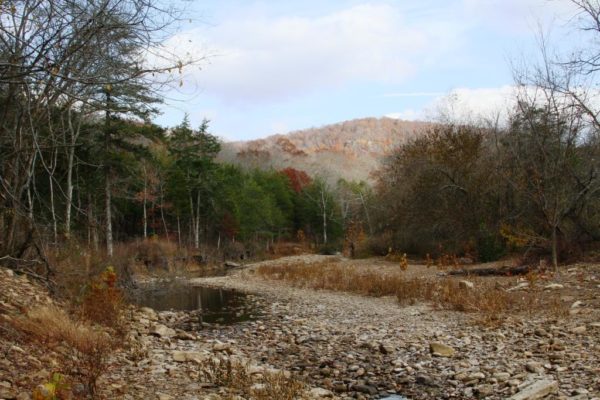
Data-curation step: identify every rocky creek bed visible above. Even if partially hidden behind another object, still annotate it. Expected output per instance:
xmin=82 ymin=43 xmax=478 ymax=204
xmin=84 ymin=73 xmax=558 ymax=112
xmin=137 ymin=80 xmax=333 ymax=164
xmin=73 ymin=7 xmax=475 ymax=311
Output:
xmin=1 ymin=255 xmax=600 ymax=399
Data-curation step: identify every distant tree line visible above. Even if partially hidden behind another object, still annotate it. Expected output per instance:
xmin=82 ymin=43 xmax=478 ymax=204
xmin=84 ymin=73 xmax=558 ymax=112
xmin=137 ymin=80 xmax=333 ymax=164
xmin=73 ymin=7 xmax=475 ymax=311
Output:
xmin=372 ymin=1 xmax=600 ymax=268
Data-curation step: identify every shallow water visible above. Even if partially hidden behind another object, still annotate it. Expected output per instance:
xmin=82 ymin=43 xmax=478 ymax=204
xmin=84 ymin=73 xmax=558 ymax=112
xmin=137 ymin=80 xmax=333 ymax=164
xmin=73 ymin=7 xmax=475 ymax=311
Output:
xmin=132 ymin=282 xmax=254 ymax=324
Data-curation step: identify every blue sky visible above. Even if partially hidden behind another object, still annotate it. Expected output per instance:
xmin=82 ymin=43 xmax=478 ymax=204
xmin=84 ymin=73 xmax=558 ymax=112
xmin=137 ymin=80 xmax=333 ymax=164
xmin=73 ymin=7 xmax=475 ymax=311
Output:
xmin=153 ymin=0 xmax=582 ymax=141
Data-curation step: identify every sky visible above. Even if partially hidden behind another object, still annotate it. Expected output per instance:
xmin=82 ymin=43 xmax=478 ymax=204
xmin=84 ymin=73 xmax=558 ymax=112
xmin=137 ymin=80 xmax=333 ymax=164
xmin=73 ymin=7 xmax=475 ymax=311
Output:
xmin=153 ymin=0 xmax=584 ymax=141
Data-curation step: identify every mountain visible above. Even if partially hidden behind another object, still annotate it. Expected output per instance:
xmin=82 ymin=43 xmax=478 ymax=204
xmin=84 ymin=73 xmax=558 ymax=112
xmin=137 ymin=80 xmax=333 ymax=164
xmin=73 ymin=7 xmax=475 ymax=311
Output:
xmin=218 ymin=117 xmax=430 ymax=182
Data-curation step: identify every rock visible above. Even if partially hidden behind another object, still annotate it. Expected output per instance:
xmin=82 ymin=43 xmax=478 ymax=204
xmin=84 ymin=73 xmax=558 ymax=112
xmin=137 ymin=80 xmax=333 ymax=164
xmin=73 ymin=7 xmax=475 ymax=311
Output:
xmin=213 ymin=341 xmax=231 ymax=352
xmin=149 ymin=324 xmax=175 ymax=338
xmin=525 ymin=362 xmax=544 ymax=374
xmin=534 ymin=328 xmax=549 ymax=337
xmin=224 ymin=261 xmax=242 ymax=268
xmin=429 ymin=342 xmax=455 ymax=357
xmin=309 ymin=387 xmax=333 ymax=398
xmin=379 ymin=342 xmax=395 ymax=354
xmin=476 ymin=384 xmax=494 ymax=397
xmin=353 ymin=384 xmax=378 ymax=395
xmin=571 ymin=300 xmax=583 ymax=308
xmin=202 ymin=394 xmax=222 ymax=400
xmin=468 ymin=372 xmax=486 ymax=381
xmin=544 ymin=283 xmax=564 ymax=290
xmin=416 ymin=374 xmax=436 ymax=386
xmin=571 ymin=326 xmax=587 ymax=334
xmin=172 ymin=351 xmax=187 ymax=362
xmin=140 ymin=307 xmax=158 ymax=319
xmin=459 ymin=280 xmax=474 ymax=289
xmin=174 ymin=331 xmax=195 ymax=340
xmin=172 ymin=351 xmax=204 ymax=363
xmin=493 ymin=372 xmax=511 ymax=382
xmin=507 ymin=282 xmax=530 ymax=291
xmin=509 ymin=380 xmax=558 ymax=400
xmin=157 ymin=394 xmax=173 ymax=400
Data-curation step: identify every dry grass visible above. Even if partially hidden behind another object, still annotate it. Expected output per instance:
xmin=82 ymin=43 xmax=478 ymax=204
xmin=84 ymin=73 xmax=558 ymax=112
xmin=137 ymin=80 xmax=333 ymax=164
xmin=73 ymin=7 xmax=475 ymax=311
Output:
xmin=200 ymin=356 xmax=307 ymax=400
xmin=12 ymin=305 xmax=114 ymax=397
xmin=256 ymin=261 xmax=567 ymax=325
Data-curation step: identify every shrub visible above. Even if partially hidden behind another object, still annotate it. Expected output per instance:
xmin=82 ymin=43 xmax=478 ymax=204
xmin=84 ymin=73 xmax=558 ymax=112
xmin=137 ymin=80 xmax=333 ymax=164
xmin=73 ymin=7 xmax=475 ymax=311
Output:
xmin=81 ymin=266 xmax=124 ymax=332
xmin=317 ymin=242 xmax=340 ymax=255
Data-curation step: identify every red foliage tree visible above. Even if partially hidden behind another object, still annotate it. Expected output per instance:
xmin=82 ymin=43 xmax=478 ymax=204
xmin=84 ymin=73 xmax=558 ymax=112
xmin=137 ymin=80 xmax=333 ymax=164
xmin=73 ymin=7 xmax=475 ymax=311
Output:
xmin=280 ymin=167 xmax=312 ymax=193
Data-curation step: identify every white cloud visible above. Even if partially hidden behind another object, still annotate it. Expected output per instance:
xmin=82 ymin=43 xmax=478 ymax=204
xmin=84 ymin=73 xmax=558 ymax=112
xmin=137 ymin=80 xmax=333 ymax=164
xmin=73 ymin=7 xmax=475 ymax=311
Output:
xmin=165 ymin=3 xmax=466 ymax=103
xmin=387 ymin=85 xmax=518 ymax=122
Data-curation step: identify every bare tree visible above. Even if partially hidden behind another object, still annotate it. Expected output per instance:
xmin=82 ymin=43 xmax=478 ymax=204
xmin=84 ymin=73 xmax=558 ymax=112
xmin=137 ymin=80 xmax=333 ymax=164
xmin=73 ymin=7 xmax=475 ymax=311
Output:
xmin=0 ymin=0 xmax=200 ymax=266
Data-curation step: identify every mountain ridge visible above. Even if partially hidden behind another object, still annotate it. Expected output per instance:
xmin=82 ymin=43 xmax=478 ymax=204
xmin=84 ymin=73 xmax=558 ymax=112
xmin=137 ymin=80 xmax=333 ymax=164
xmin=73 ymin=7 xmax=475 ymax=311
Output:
xmin=218 ymin=117 xmax=431 ymax=182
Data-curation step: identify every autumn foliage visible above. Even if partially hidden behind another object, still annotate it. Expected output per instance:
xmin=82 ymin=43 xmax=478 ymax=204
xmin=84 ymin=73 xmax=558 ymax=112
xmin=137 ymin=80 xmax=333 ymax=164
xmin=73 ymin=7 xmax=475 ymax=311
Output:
xmin=280 ymin=167 xmax=312 ymax=193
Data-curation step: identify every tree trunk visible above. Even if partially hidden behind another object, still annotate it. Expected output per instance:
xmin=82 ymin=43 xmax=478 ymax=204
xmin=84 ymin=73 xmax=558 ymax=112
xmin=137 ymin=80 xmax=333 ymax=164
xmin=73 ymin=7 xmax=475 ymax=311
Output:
xmin=104 ymin=90 xmax=113 ymax=257
xmin=143 ymin=194 xmax=147 ymax=239
xmin=64 ymin=109 xmax=81 ymax=239
xmin=49 ymin=170 xmax=57 ymax=244
xmin=321 ymin=190 xmax=328 ymax=244
xmin=551 ymin=225 xmax=558 ymax=271
xmin=65 ymin=143 xmax=74 ymax=238
xmin=160 ymin=185 xmax=169 ymax=241
xmin=177 ymin=215 xmax=181 ymax=248
xmin=194 ymin=191 xmax=201 ymax=249
xmin=105 ymin=175 xmax=113 ymax=257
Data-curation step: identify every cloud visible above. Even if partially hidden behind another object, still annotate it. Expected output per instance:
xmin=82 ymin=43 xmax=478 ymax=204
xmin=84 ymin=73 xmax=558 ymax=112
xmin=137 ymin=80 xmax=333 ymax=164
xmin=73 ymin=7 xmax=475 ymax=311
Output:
xmin=386 ymin=85 xmax=518 ymax=122
xmin=383 ymin=92 xmax=445 ymax=98
xmin=165 ymin=3 xmax=466 ymax=104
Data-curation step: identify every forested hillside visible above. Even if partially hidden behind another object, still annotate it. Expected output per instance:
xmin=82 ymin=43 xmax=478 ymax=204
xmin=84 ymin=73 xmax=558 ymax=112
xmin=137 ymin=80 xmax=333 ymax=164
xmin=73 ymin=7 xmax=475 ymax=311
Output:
xmin=219 ymin=118 xmax=430 ymax=182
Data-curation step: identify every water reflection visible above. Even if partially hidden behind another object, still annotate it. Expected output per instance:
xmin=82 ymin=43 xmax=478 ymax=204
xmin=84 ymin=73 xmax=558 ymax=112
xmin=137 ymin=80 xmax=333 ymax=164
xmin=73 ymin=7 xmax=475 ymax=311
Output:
xmin=133 ymin=282 xmax=254 ymax=324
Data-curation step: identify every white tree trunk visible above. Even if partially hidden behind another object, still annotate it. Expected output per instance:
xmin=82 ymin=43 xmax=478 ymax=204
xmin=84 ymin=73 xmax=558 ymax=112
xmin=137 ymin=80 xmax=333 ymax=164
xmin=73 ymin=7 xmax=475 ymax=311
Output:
xmin=105 ymin=175 xmax=113 ymax=257
xmin=321 ymin=189 xmax=328 ymax=244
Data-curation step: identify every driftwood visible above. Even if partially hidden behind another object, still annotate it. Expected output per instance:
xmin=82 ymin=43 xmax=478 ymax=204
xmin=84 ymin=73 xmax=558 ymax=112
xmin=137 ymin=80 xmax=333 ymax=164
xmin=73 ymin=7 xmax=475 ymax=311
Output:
xmin=224 ymin=261 xmax=243 ymax=269
xmin=447 ymin=264 xmax=536 ymax=277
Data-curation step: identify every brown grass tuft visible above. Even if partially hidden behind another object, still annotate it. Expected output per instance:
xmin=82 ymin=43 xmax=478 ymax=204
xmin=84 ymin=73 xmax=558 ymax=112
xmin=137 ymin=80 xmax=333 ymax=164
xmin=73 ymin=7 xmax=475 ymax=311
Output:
xmin=13 ymin=305 xmax=114 ymax=397
xmin=256 ymin=261 xmax=567 ymax=326
xmin=200 ymin=356 xmax=306 ymax=400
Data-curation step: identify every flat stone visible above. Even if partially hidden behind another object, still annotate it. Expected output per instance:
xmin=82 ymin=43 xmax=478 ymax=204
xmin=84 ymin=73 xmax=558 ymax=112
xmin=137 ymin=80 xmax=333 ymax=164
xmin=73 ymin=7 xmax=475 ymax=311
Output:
xmin=353 ymin=384 xmax=378 ymax=395
xmin=309 ymin=387 xmax=334 ymax=398
xmin=149 ymin=324 xmax=175 ymax=338
xmin=379 ymin=343 xmax=395 ymax=354
xmin=429 ymin=342 xmax=455 ymax=357
xmin=525 ymin=362 xmax=544 ymax=374
xmin=172 ymin=351 xmax=187 ymax=362
xmin=571 ymin=300 xmax=583 ymax=308
xmin=509 ymin=380 xmax=558 ymax=400
xmin=508 ymin=282 xmax=530 ymax=292
xmin=571 ymin=326 xmax=586 ymax=334
xmin=172 ymin=351 xmax=204 ymax=363
xmin=476 ymin=384 xmax=494 ymax=396
xmin=544 ymin=283 xmax=564 ymax=290
xmin=493 ymin=372 xmax=511 ymax=382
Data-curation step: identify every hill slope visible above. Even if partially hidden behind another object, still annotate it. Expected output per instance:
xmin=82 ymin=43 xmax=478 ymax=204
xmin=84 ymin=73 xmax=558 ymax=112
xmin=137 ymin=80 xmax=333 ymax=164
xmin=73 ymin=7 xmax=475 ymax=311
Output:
xmin=218 ymin=117 xmax=429 ymax=182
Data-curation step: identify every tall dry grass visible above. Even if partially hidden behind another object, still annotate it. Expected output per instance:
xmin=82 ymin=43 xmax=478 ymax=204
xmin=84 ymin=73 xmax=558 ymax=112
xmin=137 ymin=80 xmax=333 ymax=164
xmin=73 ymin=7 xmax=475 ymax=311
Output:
xmin=256 ymin=261 xmax=567 ymax=325
xmin=13 ymin=305 xmax=114 ymax=397
xmin=200 ymin=356 xmax=306 ymax=400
